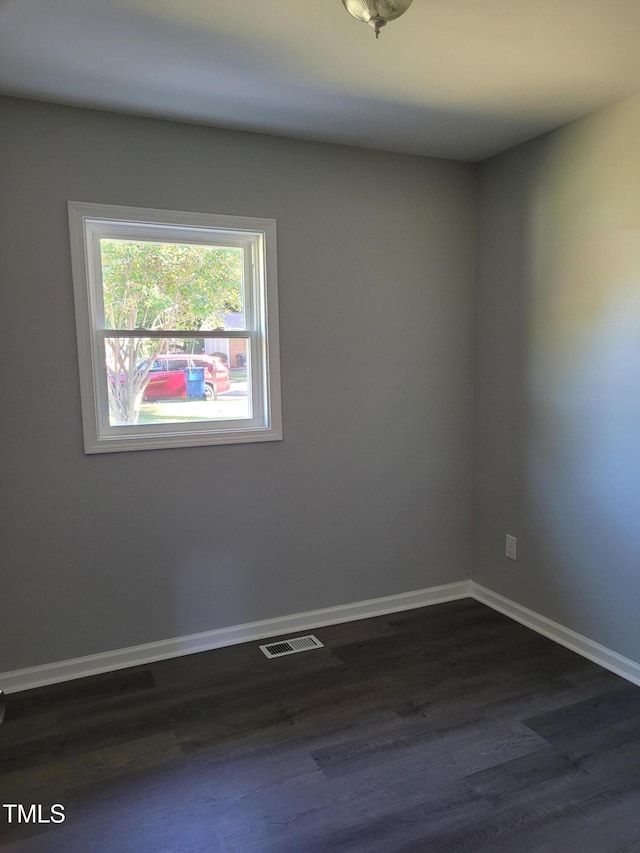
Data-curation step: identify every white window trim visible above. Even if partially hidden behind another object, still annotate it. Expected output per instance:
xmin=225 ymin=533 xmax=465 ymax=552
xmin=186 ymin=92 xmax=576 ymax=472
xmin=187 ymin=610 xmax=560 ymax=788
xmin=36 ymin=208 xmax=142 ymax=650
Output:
xmin=68 ymin=201 xmax=282 ymax=453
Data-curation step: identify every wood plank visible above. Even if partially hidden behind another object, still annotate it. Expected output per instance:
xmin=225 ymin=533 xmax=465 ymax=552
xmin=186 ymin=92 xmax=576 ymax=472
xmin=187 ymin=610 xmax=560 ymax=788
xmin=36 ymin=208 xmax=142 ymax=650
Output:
xmin=2 ymin=599 xmax=640 ymax=852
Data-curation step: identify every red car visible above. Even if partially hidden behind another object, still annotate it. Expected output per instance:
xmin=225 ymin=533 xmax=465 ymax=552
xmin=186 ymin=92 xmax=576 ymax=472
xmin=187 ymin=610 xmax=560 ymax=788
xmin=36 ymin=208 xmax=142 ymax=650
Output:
xmin=140 ymin=354 xmax=230 ymax=401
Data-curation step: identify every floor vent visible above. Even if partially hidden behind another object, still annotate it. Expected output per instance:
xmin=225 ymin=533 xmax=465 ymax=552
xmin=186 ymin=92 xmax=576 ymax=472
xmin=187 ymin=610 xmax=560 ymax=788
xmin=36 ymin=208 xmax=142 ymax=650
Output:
xmin=260 ymin=635 xmax=324 ymax=659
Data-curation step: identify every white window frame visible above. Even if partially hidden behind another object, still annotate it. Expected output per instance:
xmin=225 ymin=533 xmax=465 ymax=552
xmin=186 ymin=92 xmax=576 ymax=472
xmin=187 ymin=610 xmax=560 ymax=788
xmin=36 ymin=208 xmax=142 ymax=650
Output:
xmin=68 ymin=201 xmax=282 ymax=453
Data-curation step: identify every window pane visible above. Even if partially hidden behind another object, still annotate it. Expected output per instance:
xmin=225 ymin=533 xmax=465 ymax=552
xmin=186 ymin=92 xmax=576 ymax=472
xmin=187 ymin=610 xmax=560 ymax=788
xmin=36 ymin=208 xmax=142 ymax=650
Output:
xmin=100 ymin=239 xmax=245 ymax=331
xmin=104 ymin=337 xmax=250 ymax=426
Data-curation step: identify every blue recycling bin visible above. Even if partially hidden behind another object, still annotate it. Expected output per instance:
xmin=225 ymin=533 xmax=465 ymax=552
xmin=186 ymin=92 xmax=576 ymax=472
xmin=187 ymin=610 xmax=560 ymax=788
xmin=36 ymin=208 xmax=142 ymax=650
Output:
xmin=185 ymin=367 xmax=205 ymax=399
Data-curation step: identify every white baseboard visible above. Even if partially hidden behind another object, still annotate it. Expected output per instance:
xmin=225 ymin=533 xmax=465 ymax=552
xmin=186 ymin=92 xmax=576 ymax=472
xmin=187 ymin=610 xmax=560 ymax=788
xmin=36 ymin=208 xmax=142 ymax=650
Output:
xmin=4 ymin=579 xmax=639 ymax=694
xmin=471 ymin=582 xmax=640 ymax=688
xmin=0 ymin=580 xmax=471 ymax=693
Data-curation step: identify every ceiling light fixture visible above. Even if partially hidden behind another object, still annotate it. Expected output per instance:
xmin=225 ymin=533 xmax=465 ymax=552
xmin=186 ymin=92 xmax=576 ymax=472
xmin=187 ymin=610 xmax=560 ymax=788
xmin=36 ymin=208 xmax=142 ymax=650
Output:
xmin=342 ymin=0 xmax=414 ymax=39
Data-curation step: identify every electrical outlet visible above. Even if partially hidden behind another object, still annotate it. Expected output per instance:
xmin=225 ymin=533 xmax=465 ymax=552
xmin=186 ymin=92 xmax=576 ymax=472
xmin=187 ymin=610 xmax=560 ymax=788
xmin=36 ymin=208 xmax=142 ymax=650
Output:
xmin=505 ymin=534 xmax=517 ymax=560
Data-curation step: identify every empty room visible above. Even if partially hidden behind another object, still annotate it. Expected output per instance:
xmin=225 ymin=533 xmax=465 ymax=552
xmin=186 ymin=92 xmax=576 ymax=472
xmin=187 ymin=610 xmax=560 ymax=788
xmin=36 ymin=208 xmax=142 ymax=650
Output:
xmin=1 ymin=1 xmax=640 ymax=850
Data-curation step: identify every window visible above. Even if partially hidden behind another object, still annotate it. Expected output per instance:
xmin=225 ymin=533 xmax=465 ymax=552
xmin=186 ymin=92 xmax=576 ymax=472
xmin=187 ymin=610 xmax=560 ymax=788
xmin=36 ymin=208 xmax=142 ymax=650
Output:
xmin=68 ymin=202 xmax=282 ymax=453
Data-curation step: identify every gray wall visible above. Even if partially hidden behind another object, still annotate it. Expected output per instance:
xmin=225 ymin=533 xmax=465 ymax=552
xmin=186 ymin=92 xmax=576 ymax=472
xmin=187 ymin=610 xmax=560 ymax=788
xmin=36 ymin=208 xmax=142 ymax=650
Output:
xmin=474 ymin=93 xmax=640 ymax=661
xmin=0 ymin=97 xmax=476 ymax=672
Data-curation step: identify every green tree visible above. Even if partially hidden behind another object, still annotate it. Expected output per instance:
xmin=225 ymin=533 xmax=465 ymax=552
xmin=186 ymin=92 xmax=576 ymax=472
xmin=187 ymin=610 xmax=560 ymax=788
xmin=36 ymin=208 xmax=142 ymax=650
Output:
xmin=101 ymin=239 xmax=243 ymax=424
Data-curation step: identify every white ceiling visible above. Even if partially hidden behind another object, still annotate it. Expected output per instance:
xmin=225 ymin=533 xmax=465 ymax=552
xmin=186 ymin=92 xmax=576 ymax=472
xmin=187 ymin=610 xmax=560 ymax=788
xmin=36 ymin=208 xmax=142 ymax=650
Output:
xmin=1 ymin=0 xmax=640 ymax=161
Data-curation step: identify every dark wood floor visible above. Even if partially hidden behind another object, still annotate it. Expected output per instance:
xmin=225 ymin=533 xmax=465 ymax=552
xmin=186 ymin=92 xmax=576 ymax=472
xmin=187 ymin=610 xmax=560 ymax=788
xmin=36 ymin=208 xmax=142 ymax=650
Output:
xmin=2 ymin=599 xmax=640 ymax=852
